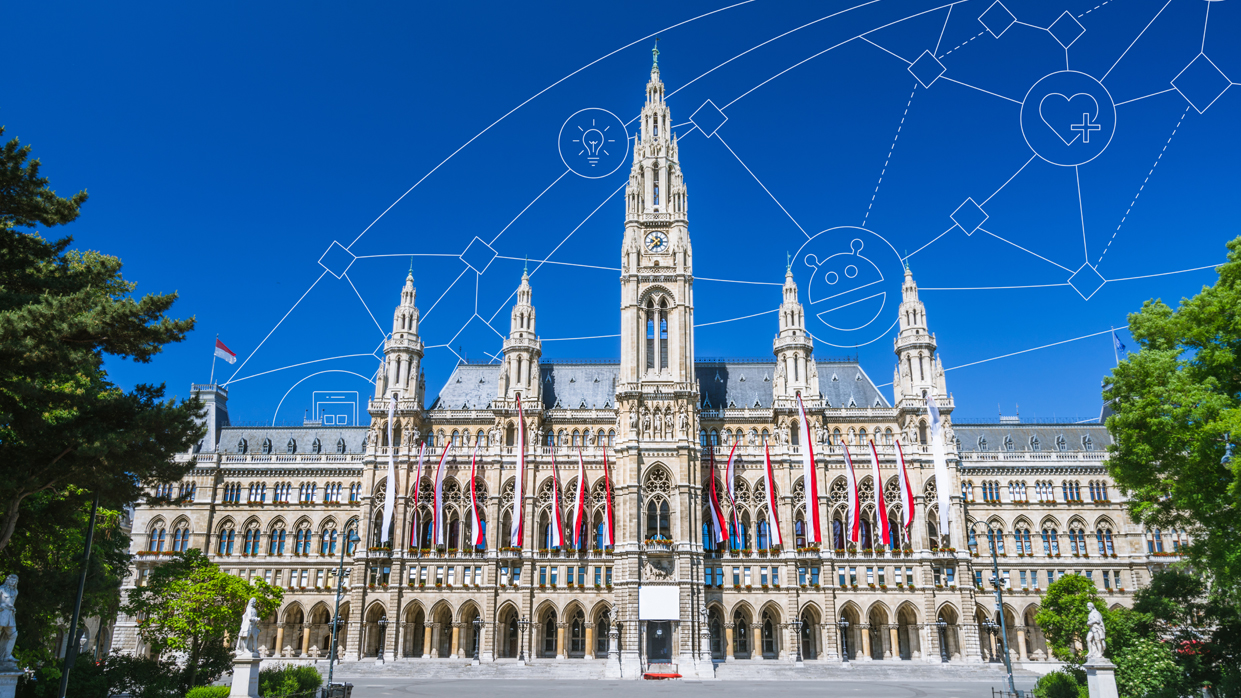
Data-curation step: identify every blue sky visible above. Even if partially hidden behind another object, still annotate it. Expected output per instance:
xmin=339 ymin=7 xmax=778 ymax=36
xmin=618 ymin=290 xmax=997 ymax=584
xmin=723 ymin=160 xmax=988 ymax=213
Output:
xmin=5 ymin=0 xmax=1238 ymax=425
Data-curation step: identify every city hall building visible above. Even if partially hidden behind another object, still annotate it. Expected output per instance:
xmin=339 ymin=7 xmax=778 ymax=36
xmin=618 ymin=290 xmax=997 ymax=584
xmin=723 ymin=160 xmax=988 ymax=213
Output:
xmin=115 ymin=60 xmax=1176 ymax=678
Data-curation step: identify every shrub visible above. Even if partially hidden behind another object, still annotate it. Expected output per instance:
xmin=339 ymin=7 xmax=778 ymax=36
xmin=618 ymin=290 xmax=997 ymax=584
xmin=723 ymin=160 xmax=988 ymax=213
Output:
xmin=259 ymin=664 xmax=323 ymax=697
xmin=1032 ymin=670 xmax=1086 ymax=698
xmin=186 ymin=688 xmax=231 ymax=698
xmin=1113 ymin=637 xmax=1183 ymax=698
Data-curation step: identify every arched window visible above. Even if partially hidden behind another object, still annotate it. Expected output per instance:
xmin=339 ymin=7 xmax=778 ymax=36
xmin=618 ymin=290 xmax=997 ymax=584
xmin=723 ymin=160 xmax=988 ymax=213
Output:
xmin=269 ymin=525 xmax=287 ymax=555
xmin=345 ymin=521 xmax=359 ymax=554
xmin=1016 ymin=528 xmax=1032 ymax=555
xmin=172 ymin=525 xmax=190 ymax=553
xmin=645 ymin=300 xmax=656 ymax=371
xmin=794 ymin=517 xmax=806 ymax=549
xmin=1096 ymin=528 xmax=1114 ymax=556
xmin=986 ymin=528 xmax=1005 ymax=555
xmin=242 ymin=525 xmax=260 ymax=555
xmin=148 ymin=526 xmax=166 ymax=553
xmin=968 ymin=528 xmax=979 ymax=556
xmin=1068 ymin=526 xmax=1087 ymax=556
xmin=884 ymin=428 xmax=893 ymax=445
xmin=608 ymin=430 xmax=616 ymax=446
xmin=918 ymin=421 xmax=927 ymax=445
xmin=757 ymin=518 xmax=770 ymax=551
xmin=659 ymin=300 xmax=669 ymax=370
xmin=646 ymin=499 xmax=670 ymax=540
xmin=216 ymin=525 xmax=235 ymax=556
xmin=790 ymin=420 xmax=800 ymax=446
xmin=1042 ymin=528 xmax=1060 ymax=555
xmin=321 ymin=526 xmax=338 ymax=556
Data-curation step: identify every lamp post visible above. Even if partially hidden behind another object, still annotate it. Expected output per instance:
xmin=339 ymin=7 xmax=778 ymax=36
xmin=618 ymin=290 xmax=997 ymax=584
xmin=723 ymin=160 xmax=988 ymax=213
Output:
xmin=518 ymin=616 xmax=530 ymax=663
xmin=473 ymin=617 xmax=482 ymax=662
xmin=791 ymin=618 xmax=804 ymax=667
xmin=981 ymin=522 xmax=1018 ymax=695
xmin=838 ymin=619 xmax=850 ymax=662
xmin=327 ymin=529 xmax=360 ymax=690
xmin=936 ymin=620 xmax=949 ymax=663
xmin=982 ymin=619 xmax=999 ymax=662
xmin=376 ymin=615 xmax=388 ymax=664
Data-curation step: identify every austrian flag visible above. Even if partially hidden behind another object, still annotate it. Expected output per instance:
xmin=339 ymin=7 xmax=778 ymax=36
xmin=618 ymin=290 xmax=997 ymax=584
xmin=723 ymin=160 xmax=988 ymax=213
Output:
xmin=214 ymin=339 xmax=237 ymax=364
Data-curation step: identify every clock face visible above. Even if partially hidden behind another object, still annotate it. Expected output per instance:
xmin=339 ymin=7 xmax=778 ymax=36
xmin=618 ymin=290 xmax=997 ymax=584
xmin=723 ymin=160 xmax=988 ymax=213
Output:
xmin=644 ymin=231 xmax=669 ymax=253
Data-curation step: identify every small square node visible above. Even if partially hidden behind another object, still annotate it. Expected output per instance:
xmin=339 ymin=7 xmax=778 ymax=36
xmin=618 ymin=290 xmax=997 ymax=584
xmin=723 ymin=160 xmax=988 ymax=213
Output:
xmin=1048 ymin=11 xmax=1085 ymax=49
xmin=950 ymin=198 xmax=989 ymax=236
xmin=689 ymin=100 xmax=728 ymax=139
xmin=1067 ymin=263 xmax=1106 ymax=300
xmin=1172 ymin=53 xmax=1232 ymax=114
xmin=908 ymin=51 xmax=947 ymax=89
xmin=979 ymin=1 xmax=1017 ymax=38
xmin=460 ymin=236 xmax=498 ymax=275
xmin=318 ymin=241 xmax=357 ymax=279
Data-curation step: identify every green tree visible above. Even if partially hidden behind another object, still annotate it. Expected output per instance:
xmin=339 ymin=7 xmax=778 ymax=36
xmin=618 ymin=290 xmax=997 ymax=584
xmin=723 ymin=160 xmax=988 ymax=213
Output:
xmin=1113 ymin=636 xmax=1184 ymax=698
xmin=1102 ymin=237 xmax=1241 ymax=597
xmin=121 ymin=549 xmax=282 ymax=690
xmin=1034 ymin=574 xmax=1108 ymax=668
xmin=0 ymin=488 xmax=131 ymax=668
xmin=0 ymin=125 xmax=202 ymax=554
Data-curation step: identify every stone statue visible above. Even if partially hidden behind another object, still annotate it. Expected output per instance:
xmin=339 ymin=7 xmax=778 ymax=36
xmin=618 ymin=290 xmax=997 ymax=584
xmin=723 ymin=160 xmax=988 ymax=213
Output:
xmin=410 ymin=426 xmax=420 ymax=446
xmin=236 ymin=597 xmax=260 ymax=656
xmin=0 ymin=574 xmax=17 ymax=669
xmin=401 ymin=425 xmax=412 ymax=449
xmin=587 ymin=431 xmax=596 ymax=447
xmin=679 ymin=409 xmax=688 ymax=434
xmin=1086 ymin=602 xmax=1106 ymax=659
xmin=629 ymin=409 xmax=638 ymax=430
xmin=498 ymin=363 xmax=509 ymax=393
xmin=367 ymin=429 xmax=378 ymax=448
xmin=748 ymin=428 xmax=758 ymax=446
xmin=665 ymin=413 xmax=674 ymax=436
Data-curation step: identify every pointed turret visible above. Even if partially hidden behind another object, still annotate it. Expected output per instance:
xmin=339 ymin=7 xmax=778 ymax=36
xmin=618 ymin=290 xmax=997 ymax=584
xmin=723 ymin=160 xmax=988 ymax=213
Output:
xmin=377 ymin=270 xmax=425 ymax=402
xmin=499 ymin=267 xmax=542 ymax=402
xmin=892 ymin=266 xmax=947 ymax=406
xmin=772 ymin=265 xmax=820 ymax=401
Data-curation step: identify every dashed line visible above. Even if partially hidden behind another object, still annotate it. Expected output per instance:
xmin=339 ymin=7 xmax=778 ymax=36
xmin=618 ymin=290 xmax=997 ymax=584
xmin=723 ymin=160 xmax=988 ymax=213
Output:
xmin=939 ymin=30 xmax=985 ymax=59
xmin=1079 ymin=0 xmax=1117 ymax=17
xmin=864 ymin=83 xmax=918 ymax=227
xmin=1096 ymin=105 xmax=1190 ymax=267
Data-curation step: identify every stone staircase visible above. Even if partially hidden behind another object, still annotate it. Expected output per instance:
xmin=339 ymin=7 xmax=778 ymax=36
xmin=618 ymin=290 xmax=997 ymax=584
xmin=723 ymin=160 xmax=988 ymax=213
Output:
xmin=331 ymin=658 xmax=607 ymax=680
xmin=714 ymin=660 xmax=1037 ymax=681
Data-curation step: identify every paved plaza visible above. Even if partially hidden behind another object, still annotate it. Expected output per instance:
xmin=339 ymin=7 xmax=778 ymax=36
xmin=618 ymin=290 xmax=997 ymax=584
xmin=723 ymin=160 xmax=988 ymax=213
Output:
xmin=338 ymin=678 xmax=1039 ymax=698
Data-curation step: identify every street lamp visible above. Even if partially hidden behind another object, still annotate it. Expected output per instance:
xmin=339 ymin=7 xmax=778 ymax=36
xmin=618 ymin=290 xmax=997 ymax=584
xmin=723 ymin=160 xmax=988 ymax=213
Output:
xmin=376 ymin=615 xmax=388 ymax=664
xmin=790 ymin=618 xmax=804 ymax=666
xmin=518 ymin=616 xmax=530 ymax=663
xmin=473 ymin=617 xmax=483 ymax=662
xmin=979 ymin=522 xmax=1018 ymax=694
xmin=838 ymin=619 xmax=850 ymax=662
xmin=982 ymin=619 xmax=1000 ymax=662
xmin=327 ymin=529 xmax=360 ymax=690
xmin=936 ymin=620 xmax=949 ymax=663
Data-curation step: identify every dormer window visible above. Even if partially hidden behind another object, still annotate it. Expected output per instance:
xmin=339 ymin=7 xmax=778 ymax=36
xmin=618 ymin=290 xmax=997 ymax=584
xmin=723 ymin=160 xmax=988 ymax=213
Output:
xmin=1082 ymin=435 xmax=1094 ymax=451
xmin=311 ymin=438 xmax=322 ymax=454
xmin=262 ymin=438 xmax=273 ymax=455
xmin=237 ymin=438 xmax=248 ymax=454
xmin=1055 ymin=435 xmax=1067 ymax=452
xmin=286 ymin=439 xmax=297 ymax=454
xmin=1030 ymin=435 xmax=1041 ymax=452
xmin=978 ymin=436 xmax=988 ymax=451
xmin=1003 ymin=435 xmax=1014 ymax=452
xmin=336 ymin=438 xmax=346 ymax=454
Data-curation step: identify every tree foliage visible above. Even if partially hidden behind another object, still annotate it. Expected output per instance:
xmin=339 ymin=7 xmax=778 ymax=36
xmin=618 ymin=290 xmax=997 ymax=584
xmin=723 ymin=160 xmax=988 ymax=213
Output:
xmin=0 ymin=125 xmax=203 ymax=554
xmin=1102 ymin=237 xmax=1241 ymax=597
xmin=0 ymin=488 xmax=131 ymax=668
xmin=121 ymin=549 xmax=282 ymax=690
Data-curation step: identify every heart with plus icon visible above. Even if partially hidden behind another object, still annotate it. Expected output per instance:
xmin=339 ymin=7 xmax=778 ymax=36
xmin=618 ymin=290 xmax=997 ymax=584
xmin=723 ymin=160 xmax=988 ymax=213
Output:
xmin=1038 ymin=92 xmax=1101 ymax=146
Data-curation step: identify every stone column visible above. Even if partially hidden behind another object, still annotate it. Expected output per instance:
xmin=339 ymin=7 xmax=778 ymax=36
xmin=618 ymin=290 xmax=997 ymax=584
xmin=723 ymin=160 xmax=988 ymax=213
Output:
xmin=1017 ymin=626 xmax=1028 ymax=661
xmin=724 ymin=624 xmax=734 ymax=660
xmin=422 ymin=624 xmax=433 ymax=659
xmin=859 ymin=624 xmax=871 ymax=661
xmin=888 ymin=625 xmax=899 ymax=660
xmin=556 ymin=622 xmax=566 ymax=659
xmin=752 ymin=623 xmax=763 ymax=659
xmin=398 ymin=621 xmax=407 ymax=659
xmin=301 ymin=625 xmax=311 ymax=657
xmin=585 ymin=624 xmax=595 ymax=660
xmin=274 ymin=624 xmax=285 ymax=658
xmin=451 ymin=622 xmax=461 ymax=659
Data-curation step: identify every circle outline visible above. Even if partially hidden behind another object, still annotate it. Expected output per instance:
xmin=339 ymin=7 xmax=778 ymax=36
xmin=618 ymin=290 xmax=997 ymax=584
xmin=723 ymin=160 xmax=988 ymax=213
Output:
xmin=558 ymin=108 xmax=630 ymax=179
xmin=792 ymin=226 xmax=903 ymax=349
xmin=1020 ymin=70 xmax=1117 ymax=168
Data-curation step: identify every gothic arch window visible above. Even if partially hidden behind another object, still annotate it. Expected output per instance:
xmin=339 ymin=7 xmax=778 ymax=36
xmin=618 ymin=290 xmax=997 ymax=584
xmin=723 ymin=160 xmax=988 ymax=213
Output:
xmin=241 ymin=521 xmax=261 ymax=555
xmin=171 ymin=522 xmax=191 ymax=553
xmin=1067 ymin=523 xmax=1088 ymax=556
xmin=646 ymin=499 xmax=670 ymax=540
xmin=215 ymin=522 xmax=235 ymax=556
xmin=646 ymin=299 xmax=656 ymax=372
xmin=659 ymin=299 xmax=669 ymax=370
xmin=147 ymin=521 xmax=167 ymax=553
xmin=268 ymin=522 xmax=288 ymax=555
xmin=1015 ymin=526 xmax=1032 ymax=555
xmin=884 ymin=428 xmax=893 ymax=445
xmin=1096 ymin=526 xmax=1114 ymax=556
xmin=918 ymin=421 xmax=927 ymax=445
xmin=1041 ymin=528 xmax=1060 ymax=555
xmin=608 ymin=429 xmax=616 ymax=447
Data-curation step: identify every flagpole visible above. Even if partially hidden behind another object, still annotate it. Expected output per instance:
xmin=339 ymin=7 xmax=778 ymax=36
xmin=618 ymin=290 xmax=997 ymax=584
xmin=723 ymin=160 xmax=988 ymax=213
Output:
xmin=209 ymin=333 xmax=218 ymax=384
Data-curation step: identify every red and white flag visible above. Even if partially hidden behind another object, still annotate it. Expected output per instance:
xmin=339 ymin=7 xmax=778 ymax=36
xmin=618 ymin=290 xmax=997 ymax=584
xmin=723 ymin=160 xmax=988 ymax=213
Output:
xmin=549 ymin=449 xmax=565 ymax=548
xmin=706 ymin=446 xmax=728 ymax=545
xmin=214 ymin=338 xmax=237 ymax=364
xmin=763 ymin=443 xmax=783 ymax=548
xmin=469 ymin=443 xmax=484 ymax=548
xmin=796 ymin=395 xmax=821 ymax=545
xmin=869 ymin=440 xmax=891 ymax=548
xmin=841 ymin=440 xmax=862 ymax=543
xmin=410 ymin=443 xmax=425 ymax=548
xmin=432 ymin=441 xmax=450 ymax=546
xmin=894 ymin=440 xmax=915 ymax=530
xmin=510 ymin=395 xmax=526 ymax=548
xmin=571 ymin=448 xmax=588 ymax=548
xmin=724 ymin=441 xmax=741 ymax=547
xmin=602 ymin=450 xmax=614 ymax=547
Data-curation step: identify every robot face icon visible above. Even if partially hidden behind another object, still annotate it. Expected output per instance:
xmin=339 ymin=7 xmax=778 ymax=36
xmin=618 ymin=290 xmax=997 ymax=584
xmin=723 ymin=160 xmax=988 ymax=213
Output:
xmin=793 ymin=227 xmax=903 ymax=348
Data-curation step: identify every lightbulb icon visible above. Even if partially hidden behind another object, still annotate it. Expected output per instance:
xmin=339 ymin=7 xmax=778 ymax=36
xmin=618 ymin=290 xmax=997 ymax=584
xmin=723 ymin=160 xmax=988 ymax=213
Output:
xmin=574 ymin=119 xmax=611 ymax=166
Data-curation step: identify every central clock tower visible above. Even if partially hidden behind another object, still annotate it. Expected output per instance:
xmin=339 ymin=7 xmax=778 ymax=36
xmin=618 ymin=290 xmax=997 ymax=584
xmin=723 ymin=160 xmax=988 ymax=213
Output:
xmin=619 ymin=49 xmax=694 ymax=387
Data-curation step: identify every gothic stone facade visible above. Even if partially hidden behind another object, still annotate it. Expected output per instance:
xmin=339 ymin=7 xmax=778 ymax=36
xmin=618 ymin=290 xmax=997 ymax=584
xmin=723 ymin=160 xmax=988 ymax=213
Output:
xmin=116 ymin=61 xmax=1177 ymax=674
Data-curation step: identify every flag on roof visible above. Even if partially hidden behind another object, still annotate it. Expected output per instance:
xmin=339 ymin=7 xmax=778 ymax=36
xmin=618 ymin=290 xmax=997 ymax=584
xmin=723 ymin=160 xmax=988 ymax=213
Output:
xmin=214 ymin=338 xmax=237 ymax=364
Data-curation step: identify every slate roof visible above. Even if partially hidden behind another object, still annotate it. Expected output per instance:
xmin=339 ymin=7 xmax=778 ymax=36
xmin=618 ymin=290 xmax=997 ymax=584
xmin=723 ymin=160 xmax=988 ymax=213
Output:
xmin=216 ymin=426 xmax=370 ymax=454
xmin=952 ymin=423 xmax=1112 ymax=453
xmin=430 ymin=358 xmax=889 ymax=411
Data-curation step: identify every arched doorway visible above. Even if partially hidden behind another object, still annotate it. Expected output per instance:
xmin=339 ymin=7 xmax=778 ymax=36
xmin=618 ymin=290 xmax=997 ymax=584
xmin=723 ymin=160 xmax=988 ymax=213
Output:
xmin=896 ymin=603 xmax=920 ymax=660
xmin=594 ymin=608 xmax=611 ymax=658
xmin=539 ymin=609 xmax=558 ymax=658
xmin=496 ymin=605 xmax=520 ymax=659
xmin=434 ymin=606 xmax=454 ymax=658
xmin=799 ymin=607 xmax=820 ymax=660
xmin=403 ymin=606 xmax=425 ymax=658
xmin=568 ymin=607 xmax=586 ymax=658
xmin=936 ymin=606 xmax=961 ymax=662
xmin=363 ymin=604 xmax=386 ymax=658
xmin=732 ymin=609 xmax=752 ymax=659
xmin=867 ymin=605 xmax=890 ymax=660
xmin=760 ymin=609 xmax=780 ymax=659
xmin=708 ymin=608 xmax=724 ymax=660
xmin=837 ymin=605 xmax=861 ymax=661
xmin=284 ymin=606 xmax=305 ymax=657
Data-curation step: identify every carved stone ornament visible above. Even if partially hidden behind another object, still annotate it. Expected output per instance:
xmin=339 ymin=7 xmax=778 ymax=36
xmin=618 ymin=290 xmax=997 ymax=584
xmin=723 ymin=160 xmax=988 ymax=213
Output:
xmin=643 ymin=558 xmax=675 ymax=581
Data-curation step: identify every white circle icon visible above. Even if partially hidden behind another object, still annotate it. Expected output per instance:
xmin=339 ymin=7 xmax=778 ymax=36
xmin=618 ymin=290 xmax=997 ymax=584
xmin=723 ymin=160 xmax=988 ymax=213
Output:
xmin=558 ymin=108 xmax=630 ymax=179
